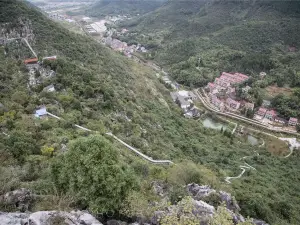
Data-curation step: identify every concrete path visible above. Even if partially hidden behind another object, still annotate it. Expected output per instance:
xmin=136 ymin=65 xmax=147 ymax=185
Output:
xmin=225 ymin=163 xmax=256 ymax=184
xmin=46 ymin=111 xmax=173 ymax=165
xmin=105 ymin=132 xmax=173 ymax=164
xmin=22 ymin=38 xmax=37 ymax=57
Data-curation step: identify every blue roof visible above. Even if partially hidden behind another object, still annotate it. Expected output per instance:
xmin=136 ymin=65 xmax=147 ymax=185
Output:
xmin=35 ymin=107 xmax=47 ymax=117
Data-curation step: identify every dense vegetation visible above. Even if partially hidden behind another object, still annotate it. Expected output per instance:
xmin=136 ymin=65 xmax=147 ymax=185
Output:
xmin=85 ymin=0 xmax=166 ymax=17
xmin=1 ymin=0 xmax=300 ymax=224
xmin=118 ymin=0 xmax=300 ymax=115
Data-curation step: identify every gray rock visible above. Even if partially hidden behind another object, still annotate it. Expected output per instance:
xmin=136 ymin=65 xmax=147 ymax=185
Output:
xmin=151 ymin=181 xmax=166 ymax=197
xmin=253 ymin=219 xmax=269 ymax=225
xmin=1 ymin=188 xmax=34 ymax=212
xmin=219 ymin=191 xmax=240 ymax=212
xmin=0 ymin=212 xmax=28 ymax=225
xmin=107 ymin=220 xmax=127 ymax=225
xmin=0 ymin=211 xmax=103 ymax=225
xmin=186 ymin=183 xmax=216 ymax=200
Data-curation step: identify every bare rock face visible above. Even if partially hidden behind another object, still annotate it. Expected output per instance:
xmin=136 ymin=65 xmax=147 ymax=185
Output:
xmin=1 ymin=188 xmax=34 ymax=212
xmin=186 ymin=183 xmax=240 ymax=212
xmin=151 ymin=199 xmax=214 ymax=225
xmin=186 ymin=183 xmax=216 ymax=199
xmin=0 ymin=211 xmax=103 ymax=225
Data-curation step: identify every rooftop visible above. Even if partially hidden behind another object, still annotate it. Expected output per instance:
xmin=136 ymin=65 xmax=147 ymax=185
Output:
xmin=289 ymin=117 xmax=298 ymax=122
xmin=34 ymin=107 xmax=47 ymax=117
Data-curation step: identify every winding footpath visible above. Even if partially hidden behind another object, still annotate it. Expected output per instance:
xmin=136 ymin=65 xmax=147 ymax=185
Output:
xmin=225 ymin=164 xmax=255 ymax=184
xmin=46 ymin=111 xmax=173 ymax=165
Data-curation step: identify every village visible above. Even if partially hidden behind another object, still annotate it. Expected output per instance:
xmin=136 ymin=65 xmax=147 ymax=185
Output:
xmin=204 ymin=72 xmax=298 ymax=129
xmin=43 ymin=3 xmax=148 ymax=59
xmin=159 ymin=70 xmax=299 ymax=136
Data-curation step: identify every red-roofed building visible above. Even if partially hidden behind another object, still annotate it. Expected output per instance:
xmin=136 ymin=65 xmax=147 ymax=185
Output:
xmin=24 ymin=58 xmax=38 ymax=64
xmin=288 ymin=117 xmax=298 ymax=126
xmin=226 ymin=98 xmax=240 ymax=110
xmin=218 ymin=72 xmax=249 ymax=85
xmin=265 ymin=110 xmax=277 ymax=120
xmin=256 ymin=107 xmax=267 ymax=117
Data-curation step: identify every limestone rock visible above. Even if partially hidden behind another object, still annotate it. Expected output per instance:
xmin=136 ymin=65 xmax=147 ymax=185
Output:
xmin=186 ymin=183 xmax=216 ymax=199
xmin=0 ymin=211 xmax=103 ymax=225
xmin=1 ymin=188 xmax=34 ymax=212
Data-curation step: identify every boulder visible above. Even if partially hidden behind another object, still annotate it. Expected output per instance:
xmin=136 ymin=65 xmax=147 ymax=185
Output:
xmin=151 ymin=181 xmax=166 ymax=197
xmin=219 ymin=191 xmax=240 ymax=212
xmin=253 ymin=219 xmax=270 ymax=225
xmin=1 ymin=188 xmax=34 ymax=212
xmin=107 ymin=220 xmax=127 ymax=225
xmin=0 ymin=211 xmax=103 ymax=225
xmin=186 ymin=183 xmax=216 ymax=200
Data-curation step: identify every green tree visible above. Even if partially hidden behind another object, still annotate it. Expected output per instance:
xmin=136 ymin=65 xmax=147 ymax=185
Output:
xmin=51 ymin=135 xmax=137 ymax=213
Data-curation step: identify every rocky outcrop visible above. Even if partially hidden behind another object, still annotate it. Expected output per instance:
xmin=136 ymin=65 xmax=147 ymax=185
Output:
xmin=0 ymin=211 xmax=103 ymax=225
xmin=0 ymin=188 xmax=34 ymax=212
xmin=151 ymin=198 xmax=214 ymax=225
xmin=186 ymin=183 xmax=269 ymax=225
xmin=186 ymin=183 xmax=240 ymax=212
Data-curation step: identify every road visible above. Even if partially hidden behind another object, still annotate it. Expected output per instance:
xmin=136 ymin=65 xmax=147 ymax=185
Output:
xmin=46 ymin=112 xmax=173 ymax=165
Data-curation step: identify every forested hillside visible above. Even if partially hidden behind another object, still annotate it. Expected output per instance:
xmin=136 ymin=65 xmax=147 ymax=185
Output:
xmin=1 ymin=1 xmax=300 ymax=224
xmin=118 ymin=0 xmax=300 ymax=119
xmin=85 ymin=0 xmax=167 ymax=17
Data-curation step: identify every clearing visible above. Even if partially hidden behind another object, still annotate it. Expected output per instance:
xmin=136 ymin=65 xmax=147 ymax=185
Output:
xmin=265 ymin=85 xmax=293 ymax=98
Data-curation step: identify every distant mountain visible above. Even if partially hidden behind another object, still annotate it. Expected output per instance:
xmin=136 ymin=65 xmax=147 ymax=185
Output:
xmin=86 ymin=0 xmax=167 ymax=17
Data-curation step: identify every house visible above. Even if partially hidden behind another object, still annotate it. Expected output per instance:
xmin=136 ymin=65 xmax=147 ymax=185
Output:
xmin=288 ymin=117 xmax=298 ymax=126
xmin=24 ymin=58 xmax=38 ymax=64
xmin=177 ymin=96 xmax=191 ymax=110
xmin=176 ymin=90 xmax=197 ymax=101
xmin=265 ymin=110 xmax=277 ymax=120
xmin=226 ymin=98 xmax=240 ymax=110
xmin=256 ymin=107 xmax=267 ymax=117
xmin=43 ymin=84 xmax=55 ymax=92
xmin=34 ymin=107 xmax=47 ymax=118
xmin=219 ymin=72 xmax=249 ymax=85
xmin=245 ymin=102 xmax=254 ymax=111
xmin=274 ymin=116 xmax=287 ymax=125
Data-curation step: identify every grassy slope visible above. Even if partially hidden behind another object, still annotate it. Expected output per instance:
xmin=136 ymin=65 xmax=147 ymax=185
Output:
xmin=1 ymin=1 xmax=300 ymax=224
